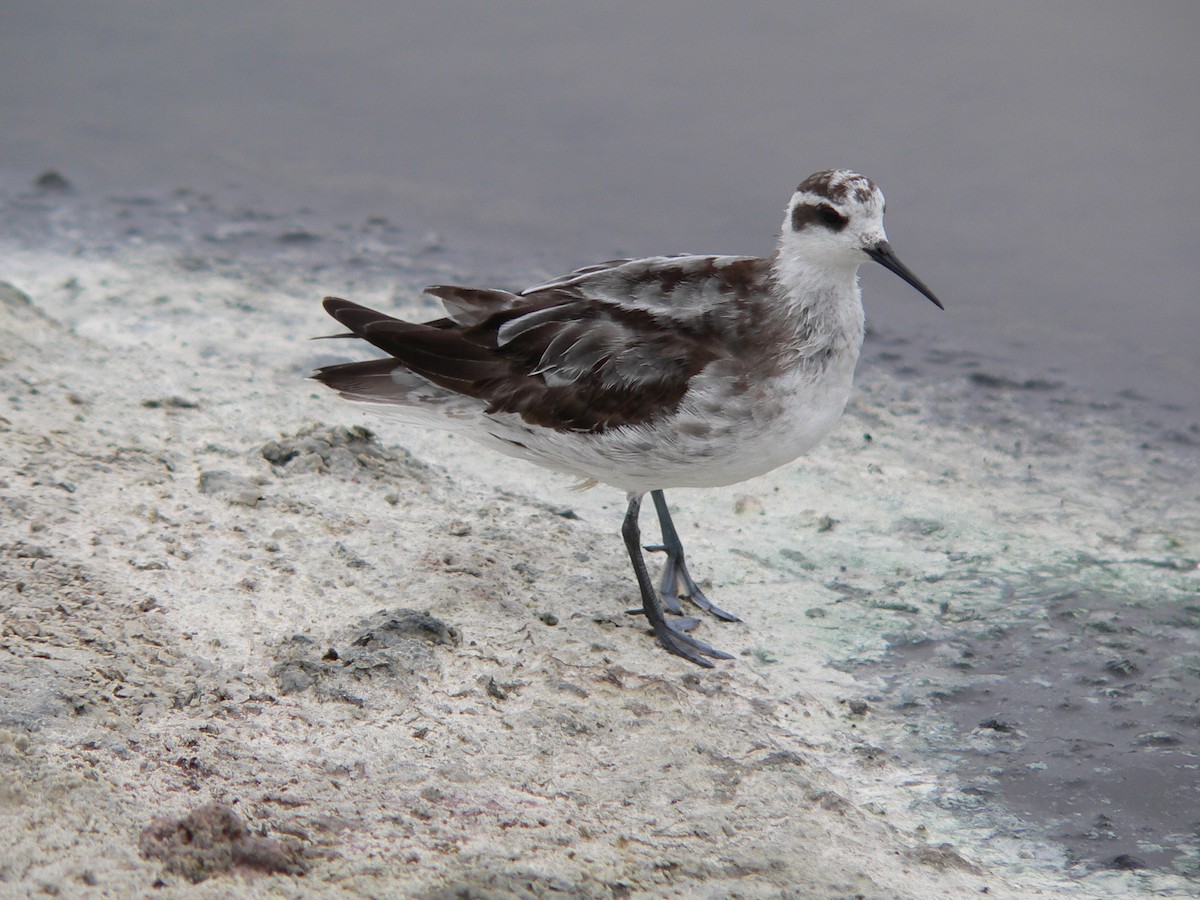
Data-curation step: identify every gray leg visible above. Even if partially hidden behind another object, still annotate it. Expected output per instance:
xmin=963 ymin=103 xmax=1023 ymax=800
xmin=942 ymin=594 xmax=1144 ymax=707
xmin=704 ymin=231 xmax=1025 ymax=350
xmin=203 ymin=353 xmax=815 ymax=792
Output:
xmin=647 ymin=490 xmax=741 ymax=622
xmin=622 ymin=494 xmax=733 ymax=667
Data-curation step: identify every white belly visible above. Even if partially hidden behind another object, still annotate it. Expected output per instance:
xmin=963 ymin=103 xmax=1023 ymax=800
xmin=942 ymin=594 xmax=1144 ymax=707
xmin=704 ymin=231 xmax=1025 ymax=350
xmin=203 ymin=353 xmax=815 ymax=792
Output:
xmin=476 ymin=351 xmax=860 ymax=494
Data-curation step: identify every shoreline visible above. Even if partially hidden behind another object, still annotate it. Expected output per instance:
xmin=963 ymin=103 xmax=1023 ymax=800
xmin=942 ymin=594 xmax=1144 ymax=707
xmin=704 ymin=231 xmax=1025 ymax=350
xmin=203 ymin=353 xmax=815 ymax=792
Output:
xmin=1 ymin=230 xmax=1197 ymax=896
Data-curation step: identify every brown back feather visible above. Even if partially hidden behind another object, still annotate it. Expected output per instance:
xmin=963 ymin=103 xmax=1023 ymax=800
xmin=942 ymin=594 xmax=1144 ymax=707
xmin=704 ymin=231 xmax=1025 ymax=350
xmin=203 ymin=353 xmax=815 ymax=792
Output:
xmin=319 ymin=270 xmax=742 ymax=433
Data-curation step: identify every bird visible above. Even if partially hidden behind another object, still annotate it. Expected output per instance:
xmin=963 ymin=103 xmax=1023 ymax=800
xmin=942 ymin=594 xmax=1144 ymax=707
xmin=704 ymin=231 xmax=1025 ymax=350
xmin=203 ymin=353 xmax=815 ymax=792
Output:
xmin=313 ymin=170 xmax=943 ymax=667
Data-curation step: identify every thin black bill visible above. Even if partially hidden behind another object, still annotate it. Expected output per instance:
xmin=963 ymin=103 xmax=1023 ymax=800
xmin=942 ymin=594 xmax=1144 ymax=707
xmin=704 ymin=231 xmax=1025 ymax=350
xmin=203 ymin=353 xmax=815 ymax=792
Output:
xmin=864 ymin=241 xmax=944 ymax=309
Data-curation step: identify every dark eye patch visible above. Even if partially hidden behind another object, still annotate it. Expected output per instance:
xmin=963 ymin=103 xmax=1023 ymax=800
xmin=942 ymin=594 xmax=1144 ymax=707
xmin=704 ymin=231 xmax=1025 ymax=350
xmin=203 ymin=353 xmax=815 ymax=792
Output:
xmin=792 ymin=202 xmax=848 ymax=232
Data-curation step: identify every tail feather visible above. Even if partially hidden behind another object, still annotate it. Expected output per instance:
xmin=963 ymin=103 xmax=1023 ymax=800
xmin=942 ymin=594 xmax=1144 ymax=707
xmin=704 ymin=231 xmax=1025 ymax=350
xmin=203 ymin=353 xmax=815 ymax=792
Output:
xmin=322 ymin=297 xmax=440 ymax=355
xmin=426 ymin=285 xmax=520 ymax=326
xmin=312 ymin=358 xmax=406 ymax=399
xmin=313 ymin=357 xmax=490 ymax=428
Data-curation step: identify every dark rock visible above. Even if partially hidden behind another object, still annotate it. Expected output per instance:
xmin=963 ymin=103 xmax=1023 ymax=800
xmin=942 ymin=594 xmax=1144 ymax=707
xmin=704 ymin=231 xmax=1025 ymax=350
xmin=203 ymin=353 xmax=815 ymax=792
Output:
xmin=35 ymin=170 xmax=72 ymax=192
xmin=1109 ymin=854 xmax=1146 ymax=871
xmin=139 ymin=803 xmax=306 ymax=883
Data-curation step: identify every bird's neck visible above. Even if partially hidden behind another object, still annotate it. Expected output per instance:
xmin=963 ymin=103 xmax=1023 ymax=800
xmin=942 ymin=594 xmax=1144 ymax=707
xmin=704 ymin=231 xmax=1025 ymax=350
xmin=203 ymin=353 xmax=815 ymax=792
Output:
xmin=768 ymin=251 xmax=866 ymax=358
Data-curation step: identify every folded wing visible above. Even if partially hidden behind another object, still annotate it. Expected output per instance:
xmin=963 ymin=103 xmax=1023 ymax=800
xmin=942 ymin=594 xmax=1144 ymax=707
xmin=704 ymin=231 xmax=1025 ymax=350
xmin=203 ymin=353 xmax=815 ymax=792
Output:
xmin=315 ymin=254 xmax=770 ymax=433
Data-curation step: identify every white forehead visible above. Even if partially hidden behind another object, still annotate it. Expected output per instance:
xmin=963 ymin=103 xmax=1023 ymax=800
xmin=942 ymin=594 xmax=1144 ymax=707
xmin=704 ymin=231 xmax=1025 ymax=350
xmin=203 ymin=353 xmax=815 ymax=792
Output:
xmin=793 ymin=170 xmax=884 ymax=215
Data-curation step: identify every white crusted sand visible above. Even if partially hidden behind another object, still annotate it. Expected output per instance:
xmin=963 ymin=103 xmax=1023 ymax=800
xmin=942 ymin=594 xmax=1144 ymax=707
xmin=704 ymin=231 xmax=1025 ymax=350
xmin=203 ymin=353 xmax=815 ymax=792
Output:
xmin=1 ymin=241 xmax=1197 ymax=898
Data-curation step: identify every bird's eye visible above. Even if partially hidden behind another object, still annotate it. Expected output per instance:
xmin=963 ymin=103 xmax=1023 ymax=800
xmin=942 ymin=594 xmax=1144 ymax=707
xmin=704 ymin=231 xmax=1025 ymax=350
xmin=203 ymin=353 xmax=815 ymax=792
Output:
xmin=818 ymin=205 xmax=847 ymax=230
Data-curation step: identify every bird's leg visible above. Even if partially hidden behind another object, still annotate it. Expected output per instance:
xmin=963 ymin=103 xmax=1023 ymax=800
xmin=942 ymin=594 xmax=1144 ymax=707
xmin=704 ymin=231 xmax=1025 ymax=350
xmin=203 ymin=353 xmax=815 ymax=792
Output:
xmin=622 ymin=493 xmax=733 ymax=668
xmin=646 ymin=490 xmax=741 ymax=622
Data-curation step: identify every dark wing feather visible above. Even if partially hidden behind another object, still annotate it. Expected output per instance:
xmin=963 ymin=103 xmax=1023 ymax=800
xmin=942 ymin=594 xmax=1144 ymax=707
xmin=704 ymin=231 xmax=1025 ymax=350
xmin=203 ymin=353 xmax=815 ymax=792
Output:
xmin=472 ymin=299 xmax=721 ymax=432
xmin=364 ymin=321 xmax=498 ymax=390
xmin=520 ymin=255 xmax=766 ymax=312
xmin=322 ymin=296 xmax=410 ymax=338
xmin=313 ymin=357 xmax=413 ymax=403
xmin=315 ymin=255 xmax=769 ymax=433
xmin=425 ymin=285 xmax=520 ymax=326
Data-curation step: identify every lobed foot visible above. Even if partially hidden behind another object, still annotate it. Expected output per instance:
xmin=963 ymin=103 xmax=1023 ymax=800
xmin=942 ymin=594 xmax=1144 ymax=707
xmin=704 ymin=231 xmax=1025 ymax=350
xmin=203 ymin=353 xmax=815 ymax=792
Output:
xmin=646 ymin=616 xmax=736 ymax=668
xmin=645 ymin=543 xmax=742 ymax=622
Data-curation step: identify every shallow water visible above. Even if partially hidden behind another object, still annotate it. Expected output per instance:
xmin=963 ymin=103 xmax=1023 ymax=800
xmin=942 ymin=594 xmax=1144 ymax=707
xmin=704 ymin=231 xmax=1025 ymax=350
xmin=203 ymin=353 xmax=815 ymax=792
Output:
xmin=866 ymin=560 xmax=1200 ymax=874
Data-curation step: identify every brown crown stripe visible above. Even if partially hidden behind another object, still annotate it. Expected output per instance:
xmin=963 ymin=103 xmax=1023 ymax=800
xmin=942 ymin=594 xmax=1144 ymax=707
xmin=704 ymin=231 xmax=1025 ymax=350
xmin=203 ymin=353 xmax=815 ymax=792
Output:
xmin=797 ymin=170 xmax=877 ymax=204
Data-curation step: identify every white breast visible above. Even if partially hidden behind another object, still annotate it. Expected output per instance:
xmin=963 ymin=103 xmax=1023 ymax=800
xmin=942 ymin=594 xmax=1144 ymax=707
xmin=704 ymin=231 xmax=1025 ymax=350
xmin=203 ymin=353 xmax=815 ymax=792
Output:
xmin=466 ymin=341 xmax=861 ymax=494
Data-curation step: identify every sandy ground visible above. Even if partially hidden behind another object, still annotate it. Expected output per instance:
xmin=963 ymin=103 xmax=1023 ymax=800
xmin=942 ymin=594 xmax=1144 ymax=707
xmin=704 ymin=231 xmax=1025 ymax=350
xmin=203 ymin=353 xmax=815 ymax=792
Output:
xmin=1 ymin=239 xmax=1197 ymax=899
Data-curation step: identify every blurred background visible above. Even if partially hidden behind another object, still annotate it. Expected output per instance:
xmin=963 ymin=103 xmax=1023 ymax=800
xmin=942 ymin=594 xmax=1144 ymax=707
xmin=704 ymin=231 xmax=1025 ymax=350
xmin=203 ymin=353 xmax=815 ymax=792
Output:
xmin=2 ymin=1 xmax=1198 ymax=416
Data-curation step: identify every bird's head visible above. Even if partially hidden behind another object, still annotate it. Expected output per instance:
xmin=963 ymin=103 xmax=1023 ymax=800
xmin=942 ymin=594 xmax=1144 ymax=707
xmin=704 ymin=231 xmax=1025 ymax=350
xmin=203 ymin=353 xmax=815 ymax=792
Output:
xmin=780 ymin=169 xmax=943 ymax=309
